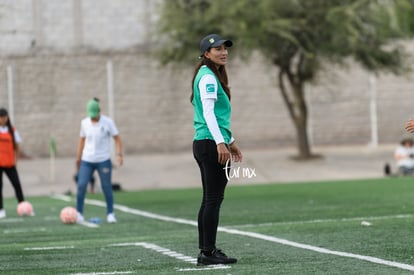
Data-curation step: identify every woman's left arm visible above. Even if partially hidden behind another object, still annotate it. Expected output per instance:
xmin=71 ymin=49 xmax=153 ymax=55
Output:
xmin=14 ymin=129 xmax=22 ymax=161
xmin=113 ymin=135 xmax=123 ymax=166
xmin=15 ymin=143 xmax=20 ymax=162
xmin=229 ymin=140 xmax=242 ymax=162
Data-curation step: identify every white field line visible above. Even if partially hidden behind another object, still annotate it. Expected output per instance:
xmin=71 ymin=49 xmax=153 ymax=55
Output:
xmin=110 ymin=242 xmax=230 ymax=272
xmin=51 ymin=194 xmax=72 ymax=202
xmin=24 ymin=246 xmax=74 ymax=251
xmin=4 ymin=227 xmax=47 ymax=234
xmin=110 ymin=242 xmax=197 ymax=264
xmin=0 ymin=218 xmax=23 ymax=223
xmin=70 ymin=272 xmax=134 ymax=275
xmin=52 ymin=195 xmax=414 ymax=272
xmin=78 ymin=220 xmax=100 ymax=228
xmin=230 ymin=214 xmax=414 ymax=228
xmin=176 ymin=266 xmax=231 ymax=272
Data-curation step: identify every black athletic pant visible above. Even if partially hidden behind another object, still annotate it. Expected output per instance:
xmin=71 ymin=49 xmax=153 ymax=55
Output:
xmin=0 ymin=166 xmax=25 ymax=209
xmin=193 ymin=139 xmax=229 ymax=251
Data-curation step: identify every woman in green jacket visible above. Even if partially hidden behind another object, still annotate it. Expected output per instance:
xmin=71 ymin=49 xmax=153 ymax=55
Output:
xmin=191 ymin=34 xmax=243 ymax=266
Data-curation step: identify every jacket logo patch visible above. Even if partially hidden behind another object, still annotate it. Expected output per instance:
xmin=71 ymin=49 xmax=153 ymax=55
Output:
xmin=206 ymin=84 xmax=215 ymax=93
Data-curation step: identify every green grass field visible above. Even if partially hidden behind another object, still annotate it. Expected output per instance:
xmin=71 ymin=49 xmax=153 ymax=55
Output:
xmin=1 ymin=177 xmax=414 ymax=274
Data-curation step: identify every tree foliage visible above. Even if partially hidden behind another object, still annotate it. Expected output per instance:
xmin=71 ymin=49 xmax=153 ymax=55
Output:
xmin=155 ymin=0 xmax=414 ymax=158
xmin=156 ymin=0 xmax=413 ymax=68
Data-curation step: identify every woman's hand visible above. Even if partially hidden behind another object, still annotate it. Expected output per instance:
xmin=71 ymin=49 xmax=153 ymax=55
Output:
xmin=217 ymin=143 xmax=231 ymax=165
xmin=117 ymin=154 xmax=124 ymax=166
xmin=406 ymin=119 xmax=414 ymax=133
xmin=76 ymin=159 xmax=81 ymax=170
xmin=229 ymin=141 xmax=243 ymax=163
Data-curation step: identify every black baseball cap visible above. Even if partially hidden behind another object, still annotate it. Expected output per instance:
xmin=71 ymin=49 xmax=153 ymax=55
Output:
xmin=199 ymin=34 xmax=233 ymax=57
xmin=0 ymin=108 xmax=8 ymax=116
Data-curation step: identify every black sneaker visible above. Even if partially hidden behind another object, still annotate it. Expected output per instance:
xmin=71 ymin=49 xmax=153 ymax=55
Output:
xmin=197 ymin=249 xmax=237 ymax=266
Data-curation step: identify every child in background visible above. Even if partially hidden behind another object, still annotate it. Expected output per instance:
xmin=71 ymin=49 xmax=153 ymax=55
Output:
xmin=394 ymin=138 xmax=414 ymax=175
xmin=0 ymin=108 xmax=27 ymax=218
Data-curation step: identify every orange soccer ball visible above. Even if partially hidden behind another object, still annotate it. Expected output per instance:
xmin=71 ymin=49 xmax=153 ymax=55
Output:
xmin=17 ymin=201 xmax=34 ymax=217
xmin=60 ymin=206 xmax=78 ymax=224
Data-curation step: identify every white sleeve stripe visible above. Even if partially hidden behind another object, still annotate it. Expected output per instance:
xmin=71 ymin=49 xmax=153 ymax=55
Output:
xmin=202 ymin=97 xmax=225 ymax=144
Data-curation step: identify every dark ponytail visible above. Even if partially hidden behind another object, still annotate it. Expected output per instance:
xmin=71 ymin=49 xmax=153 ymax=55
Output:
xmin=190 ymin=57 xmax=231 ymax=103
xmin=0 ymin=108 xmax=16 ymax=151
xmin=7 ymin=118 xmax=16 ymax=151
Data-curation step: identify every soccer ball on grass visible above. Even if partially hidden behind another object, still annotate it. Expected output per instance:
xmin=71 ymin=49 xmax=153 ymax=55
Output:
xmin=60 ymin=206 xmax=78 ymax=224
xmin=17 ymin=201 xmax=34 ymax=216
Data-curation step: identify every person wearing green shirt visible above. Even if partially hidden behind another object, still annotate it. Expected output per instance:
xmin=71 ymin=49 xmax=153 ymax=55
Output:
xmin=191 ymin=34 xmax=243 ymax=266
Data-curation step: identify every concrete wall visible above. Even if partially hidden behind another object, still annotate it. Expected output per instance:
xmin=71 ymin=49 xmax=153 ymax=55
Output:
xmin=0 ymin=0 xmax=413 ymax=157
xmin=0 ymin=0 xmax=158 ymax=54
